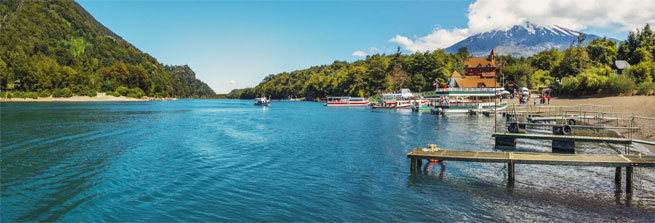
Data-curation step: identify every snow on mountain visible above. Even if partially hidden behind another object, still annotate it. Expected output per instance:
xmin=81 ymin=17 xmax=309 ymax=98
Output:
xmin=445 ymin=22 xmax=608 ymax=57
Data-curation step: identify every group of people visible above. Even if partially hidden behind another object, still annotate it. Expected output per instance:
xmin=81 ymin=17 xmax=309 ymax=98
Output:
xmin=534 ymin=93 xmax=551 ymax=105
xmin=513 ymin=91 xmax=552 ymax=105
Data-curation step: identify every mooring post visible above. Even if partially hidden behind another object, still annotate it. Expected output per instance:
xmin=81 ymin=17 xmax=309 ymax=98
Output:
xmin=614 ymin=167 xmax=622 ymax=186
xmin=626 ymin=166 xmax=633 ymax=194
xmin=508 ymin=160 xmax=515 ymax=185
xmin=416 ymin=159 xmax=423 ymax=170
xmin=410 ymin=158 xmax=416 ymax=172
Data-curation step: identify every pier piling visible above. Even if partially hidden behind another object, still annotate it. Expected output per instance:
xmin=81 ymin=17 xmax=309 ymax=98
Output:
xmin=614 ymin=167 xmax=622 ymax=186
xmin=626 ymin=166 xmax=633 ymax=194
xmin=508 ymin=161 xmax=515 ymax=185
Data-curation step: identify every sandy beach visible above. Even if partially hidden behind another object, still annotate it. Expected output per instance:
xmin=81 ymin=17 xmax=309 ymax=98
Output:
xmin=511 ymin=95 xmax=655 ymax=152
xmin=0 ymin=93 xmax=151 ymax=102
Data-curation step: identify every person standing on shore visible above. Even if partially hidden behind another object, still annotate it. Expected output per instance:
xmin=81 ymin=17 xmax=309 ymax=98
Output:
xmin=547 ymin=94 xmax=551 ymax=104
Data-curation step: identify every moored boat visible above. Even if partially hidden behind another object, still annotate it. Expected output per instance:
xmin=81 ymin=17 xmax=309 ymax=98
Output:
xmin=325 ymin=97 xmax=370 ymax=107
xmin=254 ymin=97 xmax=271 ymax=106
xmin=372 ymin=88 xmax=420 ymax=109
xmin=430 ymin=88 xmax=507 ymax=114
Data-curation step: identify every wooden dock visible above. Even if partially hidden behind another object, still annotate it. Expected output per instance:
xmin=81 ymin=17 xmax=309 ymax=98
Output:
xmin=407 ymin=147 xmax=655 ymax=193
xmin=491 ymin=133 xmax=633 ymax=144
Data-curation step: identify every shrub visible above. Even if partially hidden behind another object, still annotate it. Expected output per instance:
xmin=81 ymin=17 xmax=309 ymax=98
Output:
xmin=100 ymin=80 xmax=118 ymax=92
xmin=78 ymin=89 xmax=97 ymax=97
xmin=11 ymin=91 xmax=24 ymax=98
xmin=38 ymin=89 xmax=51 ymax=97
xmin=25 ymin=92 xmax=39 ymax=99
xmin=127 ymin=93 xmax=138 ymax=98
xmin=116 ymin=86 xmax=130 ymax=96
xmin=637 ymin=81 xmax=655 ymax=95
xmin=130 ymin=87 xmax=145 ymax=98
xmin=53 ymin=88 xmax=73 ymax=98
xmin=105 ymin=91 xmax=119 ymax=97
xmin=0 ymin=91 xmax=5 ymax=98
xmin=7 ymin=92 xmax=12 ymax=98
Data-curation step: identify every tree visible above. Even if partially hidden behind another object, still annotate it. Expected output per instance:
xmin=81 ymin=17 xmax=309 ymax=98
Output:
xmin=587 ymin=37 xmax=617 ymax=65
xmin=553 ymin=47 xmax=591 ymax=78
xmin=410 ymin=73 xmax=426 ymax=92
xmin=530 ymin=48 xmax=563 ymax=71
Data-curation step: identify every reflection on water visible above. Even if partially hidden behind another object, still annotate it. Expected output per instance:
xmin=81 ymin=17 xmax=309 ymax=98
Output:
xmin=1 ymin=100 xmax=654 ymax=221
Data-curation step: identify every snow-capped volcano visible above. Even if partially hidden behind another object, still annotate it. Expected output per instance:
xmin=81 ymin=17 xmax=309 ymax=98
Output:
xmin=445 ymin=22 xmax=607 ymax=57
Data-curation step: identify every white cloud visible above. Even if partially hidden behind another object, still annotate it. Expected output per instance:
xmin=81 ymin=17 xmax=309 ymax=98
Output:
xmin=467 ymin=0 xmax=655 ymax=33
xmin=391 ymin=0 xmax=655 ymax=52
xmin=389 ymin=28 xmax=470 ymax=53
xmin=229 ymin=80 xmax=237 ymax=85
xmin=369 ymin=47 xmax=379 ymax=52
xmin=352 ymin=50 xmax=367 ymax=57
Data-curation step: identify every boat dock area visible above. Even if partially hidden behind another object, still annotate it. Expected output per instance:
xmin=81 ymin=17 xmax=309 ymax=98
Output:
xmin=492 ymin=133 xmax=633 ymax=144
xmin=407 ymin=147 xmax=655 ymax=193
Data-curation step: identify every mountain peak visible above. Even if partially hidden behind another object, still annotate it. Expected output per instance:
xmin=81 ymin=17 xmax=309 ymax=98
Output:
xmin=445 ymin=21 xmax=600 ymax=57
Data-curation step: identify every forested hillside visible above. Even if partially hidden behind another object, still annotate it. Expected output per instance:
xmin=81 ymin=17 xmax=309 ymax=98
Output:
xmin=0 ymin=0 xmax=214 ymax=98
xmin=230 ymin=25 xmax=654 ymax=99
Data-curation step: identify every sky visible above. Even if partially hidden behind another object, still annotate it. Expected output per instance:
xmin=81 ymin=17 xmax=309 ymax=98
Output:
xmin=77 ymin=0 xmax=654 ymax=93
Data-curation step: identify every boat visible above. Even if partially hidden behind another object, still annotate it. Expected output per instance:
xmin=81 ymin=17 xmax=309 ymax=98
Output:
xmin=324 ymin=97 xmax=370 ymax=107
xmin=372 ymin=99 xmax=412 ymax=109
xmin=254 ymin=97 xmax=271 ymax=106
xmin=372 ymin=88 xmax=425 ymax=109
xmin=410 ymin=101 xmax=432 ymax=112
xmin=430 ymin=87 xmax=508 ymax=114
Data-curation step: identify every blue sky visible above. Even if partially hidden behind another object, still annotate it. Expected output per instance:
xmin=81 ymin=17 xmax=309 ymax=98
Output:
xmin=77 ymin=0 xmax=646 ymax=93
xmin=78 ymin=0 xmax=472 ymax=93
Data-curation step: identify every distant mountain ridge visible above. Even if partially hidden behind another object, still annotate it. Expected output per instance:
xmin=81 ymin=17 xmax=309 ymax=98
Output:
xmin=445 ymin=22 xmax=611 ymax=57
xmin=0 ymin=0 xmax=214 ymax=97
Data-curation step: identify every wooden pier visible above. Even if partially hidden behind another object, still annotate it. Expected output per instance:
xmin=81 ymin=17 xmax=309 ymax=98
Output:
xmin=491 ymin=132 xmax=634 ymax=152
xmin=491 ymin=133 xmax=633 ymax=144
xmin=407 ymin=147 xmax=655 ymax=193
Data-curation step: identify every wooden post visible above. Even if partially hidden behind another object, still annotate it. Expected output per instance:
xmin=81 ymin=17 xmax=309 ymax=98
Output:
xmin=410 ymin=158 xmax=416 ymax=172
xmin=508 ymin=160 xmax=515 ymax=185
xmin=416 ymin=159 xmax=423 ymax=170
xmin=614 ymin=167 xmax=622 ymax=185
xmin=626 ymin=166 xmax=633 ymax=194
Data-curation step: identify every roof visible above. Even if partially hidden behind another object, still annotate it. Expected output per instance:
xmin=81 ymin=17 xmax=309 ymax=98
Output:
xmin=614 ymin=60 xmax=631 ymax=69
xmin=450 ymin=71 xmax=462 ymax=78
xmin=455 ymin=77 xmax=500 ymax=88
xmin=464 ymin=57 xmax=496 ymax=68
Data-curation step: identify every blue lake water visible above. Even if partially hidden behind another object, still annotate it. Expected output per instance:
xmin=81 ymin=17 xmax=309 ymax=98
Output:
xmin=1 ymin=99 xmax=654 ymax=221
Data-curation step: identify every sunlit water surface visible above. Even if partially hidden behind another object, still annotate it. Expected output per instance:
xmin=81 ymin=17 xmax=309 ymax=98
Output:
xmin=1 ymin=100 xmax=654 ymax=221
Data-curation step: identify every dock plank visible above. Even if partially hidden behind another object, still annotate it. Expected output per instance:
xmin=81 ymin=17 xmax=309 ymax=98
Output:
xmin=491 ymin=133 xmax=632 ymax=144
xmin=407 ymin=148 xmax=655 ymax=167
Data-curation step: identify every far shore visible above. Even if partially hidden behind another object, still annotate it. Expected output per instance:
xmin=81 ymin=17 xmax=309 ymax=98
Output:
xmin=0 ymin=93 xmax=174 ymax=102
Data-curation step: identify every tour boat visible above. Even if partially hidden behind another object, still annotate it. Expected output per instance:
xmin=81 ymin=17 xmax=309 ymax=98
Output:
xmin=372 ymin=88 xmax=423 ymax=109
xmin=372 ymin=99 xmax=412 ymax=109
xmin=430 ymin=88 xmax=508 ymax=114
xmin=410 ymin=100 xmax=432 ymax=112
xmin=254 ymin=97 xmax=271 ymax=106
xmin=325 ymin=97 xmax=370 ymax=107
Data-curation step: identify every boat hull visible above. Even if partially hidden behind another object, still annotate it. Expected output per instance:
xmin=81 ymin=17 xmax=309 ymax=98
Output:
xmin=325 ymin=102 xmax=370 ymax=107
xmin=432 ymin=103 xmax=508 ymax=114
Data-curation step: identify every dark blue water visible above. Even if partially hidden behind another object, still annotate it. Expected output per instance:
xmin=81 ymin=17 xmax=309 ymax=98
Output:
xmin=2 ymin=100 xmax=654 ymax=221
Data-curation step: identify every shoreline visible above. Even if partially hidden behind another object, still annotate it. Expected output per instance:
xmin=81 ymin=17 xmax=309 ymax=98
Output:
xmin=0 ymin=93 xmax=174 ymax=102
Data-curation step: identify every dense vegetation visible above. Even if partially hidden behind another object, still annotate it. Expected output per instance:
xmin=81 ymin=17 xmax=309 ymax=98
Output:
xmin=229 ymin=25 xmax=655 ymax=99
xmin=0 ymin=0 xmax=214 ymax=98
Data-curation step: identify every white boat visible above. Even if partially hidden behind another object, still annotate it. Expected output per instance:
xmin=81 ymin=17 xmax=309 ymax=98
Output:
xmin=372 ymin=88 xmax=425 ymax=109
xmin=430 ymin=88 xmax=508 ymax=114
xmin=325 ymin=97 xmax=370 ymax=107
xmin=254 ymin=97 xmax=270 ymax=106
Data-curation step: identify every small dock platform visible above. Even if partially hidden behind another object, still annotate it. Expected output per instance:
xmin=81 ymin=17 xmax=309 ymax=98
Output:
xmin=491 ymin=133 xmax=632 ymax=144
xmin=407 ymin=147 xmax=655 ymax=193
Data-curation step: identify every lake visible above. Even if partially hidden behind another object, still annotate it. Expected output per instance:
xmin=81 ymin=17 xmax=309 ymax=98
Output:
xmin=1 ymin=100 xmax=654 ymax=221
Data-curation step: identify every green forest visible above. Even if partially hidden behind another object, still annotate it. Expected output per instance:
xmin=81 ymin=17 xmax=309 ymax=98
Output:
xmin=229 ymin=24 xmax=655 ymax=99
xmin=0 ymin=0 xmax=215 ymax=98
